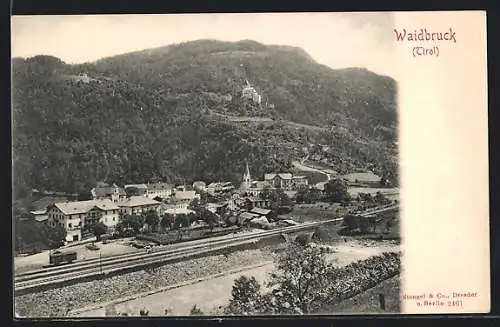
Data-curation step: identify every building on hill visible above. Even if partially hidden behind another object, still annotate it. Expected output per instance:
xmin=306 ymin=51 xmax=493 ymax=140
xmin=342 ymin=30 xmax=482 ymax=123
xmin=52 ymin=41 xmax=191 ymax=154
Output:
xmin=47 ymin=199 xmax=120 ymax=242
xmin=91 ymin=182 xmax=126 ymax=203
xmin=241 ymin=80 xmax=262 ymax=105
xmin=118 ymin=196 xmax=161 ymax=216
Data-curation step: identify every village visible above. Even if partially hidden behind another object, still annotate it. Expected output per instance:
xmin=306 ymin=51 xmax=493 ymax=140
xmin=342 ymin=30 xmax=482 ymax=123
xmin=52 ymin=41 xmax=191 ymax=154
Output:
xmin=21 ymin=158 xmax=396 ymax=250
xmin=25 ymin=162 xmax=312 ymax=244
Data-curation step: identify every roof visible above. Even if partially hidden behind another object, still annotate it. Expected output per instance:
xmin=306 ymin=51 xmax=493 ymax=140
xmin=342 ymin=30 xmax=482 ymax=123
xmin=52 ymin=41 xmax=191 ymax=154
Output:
xmin=193 ymin=181 xmax=206 ymax=186
xmin=125 ymin=184 xmax=148 ymax=189
xmin=207 ymin=182 xmax=234 ymax=188
xmin=239 ymin=212 xmax=260 ymax=220
xmin=32 ymin=196 xmax=69 ymax=211
xmin=35 ymin=215 xmax=49 ymax=222
xmin=53 ymin=199 xmax=120 ymax=215
xmin=292 ymin=176 xmax=307 ymax=179
xmin=250 ymin=207 xmax=271 ymax=215
xmin=118 ymin=196 xmax=160 ymax=207
xmin=30 ymin=210 xmax=48 ymax=215
xmin=172 ymin=191 xmax=199 ymax=201
xmin=342 ymin=172 xmax=381 ymax=183
xmin=264 ymin=173 xmax=293 ymax=180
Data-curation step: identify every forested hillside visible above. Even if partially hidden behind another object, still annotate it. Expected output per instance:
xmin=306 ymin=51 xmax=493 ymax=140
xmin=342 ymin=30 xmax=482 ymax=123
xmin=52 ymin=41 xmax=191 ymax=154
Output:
xmin=12 ymin=40 xmax=398 ymax=200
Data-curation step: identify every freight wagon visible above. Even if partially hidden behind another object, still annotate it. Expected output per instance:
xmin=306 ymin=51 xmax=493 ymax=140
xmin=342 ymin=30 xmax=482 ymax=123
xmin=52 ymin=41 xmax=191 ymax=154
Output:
xmin=49 ymin=250 xmax=77 ymax=266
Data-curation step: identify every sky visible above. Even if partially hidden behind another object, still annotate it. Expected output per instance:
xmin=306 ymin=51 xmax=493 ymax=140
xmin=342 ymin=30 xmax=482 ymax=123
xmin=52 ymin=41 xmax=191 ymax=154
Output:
xmin=11 ymin=13 xmax=396 ymax=78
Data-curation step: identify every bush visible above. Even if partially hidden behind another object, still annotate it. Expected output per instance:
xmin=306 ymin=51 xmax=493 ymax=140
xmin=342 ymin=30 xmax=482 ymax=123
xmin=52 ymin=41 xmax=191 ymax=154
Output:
xmin=136 ymin=226 xmax=241 ymax=245
xmin=221 ymin=243 xmax=401 ymax=315
xmin=190 ymin=304 xmax=204 ymax=316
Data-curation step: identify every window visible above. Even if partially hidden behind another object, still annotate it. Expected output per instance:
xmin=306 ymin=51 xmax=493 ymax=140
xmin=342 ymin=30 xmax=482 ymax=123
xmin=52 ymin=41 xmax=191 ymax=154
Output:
xmin=113 ymin=217 xmax=115 ymax=221
xmin=68 ymin=223 xmax=72 ymax=228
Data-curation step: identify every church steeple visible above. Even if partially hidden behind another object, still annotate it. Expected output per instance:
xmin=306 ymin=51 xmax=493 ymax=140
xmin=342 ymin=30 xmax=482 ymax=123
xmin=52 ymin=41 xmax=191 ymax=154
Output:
xmin=241 ymin=161 xmax=252 ymax=190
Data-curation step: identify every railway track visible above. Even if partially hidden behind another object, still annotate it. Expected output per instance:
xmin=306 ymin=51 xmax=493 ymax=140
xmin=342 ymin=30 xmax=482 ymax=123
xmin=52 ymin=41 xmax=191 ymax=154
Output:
xmin=14 ymin=205 xmax=398 ymax=295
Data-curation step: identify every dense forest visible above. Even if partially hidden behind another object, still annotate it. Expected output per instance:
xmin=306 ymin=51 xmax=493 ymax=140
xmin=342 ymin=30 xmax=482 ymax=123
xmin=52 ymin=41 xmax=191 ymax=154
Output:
xmin=12 ymin=39 xmax=398 ymax=201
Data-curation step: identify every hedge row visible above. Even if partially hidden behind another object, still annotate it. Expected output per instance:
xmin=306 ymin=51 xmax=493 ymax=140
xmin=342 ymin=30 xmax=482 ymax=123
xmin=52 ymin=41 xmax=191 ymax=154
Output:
xmin=136 ymin=226 xmax=241 ymax=245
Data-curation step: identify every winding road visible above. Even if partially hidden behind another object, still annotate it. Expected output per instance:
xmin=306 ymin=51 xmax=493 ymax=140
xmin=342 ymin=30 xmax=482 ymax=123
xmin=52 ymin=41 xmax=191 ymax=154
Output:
xmin=292 ymin=158 xmax=333 ymax=190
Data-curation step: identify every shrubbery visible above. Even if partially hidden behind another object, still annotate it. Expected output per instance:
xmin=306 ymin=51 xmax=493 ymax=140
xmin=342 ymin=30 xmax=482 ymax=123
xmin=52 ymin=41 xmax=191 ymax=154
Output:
xmin=136 ymin=226 xmax=241 ymax=245
xmin=219 ymin=244 xmax=400 ymax=315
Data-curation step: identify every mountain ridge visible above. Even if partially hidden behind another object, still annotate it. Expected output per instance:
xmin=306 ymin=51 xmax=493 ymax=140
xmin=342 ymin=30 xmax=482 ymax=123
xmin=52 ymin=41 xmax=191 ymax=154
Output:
xmin=12 ymin=39 xmax=398 ymax=198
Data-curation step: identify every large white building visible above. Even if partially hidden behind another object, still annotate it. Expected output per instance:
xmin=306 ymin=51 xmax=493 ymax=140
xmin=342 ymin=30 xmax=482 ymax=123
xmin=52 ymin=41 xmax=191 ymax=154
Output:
xmin=47 ymin=199 xmax=120 ymax=242
xmin=241 ymin=80 xmax=262 ymax=105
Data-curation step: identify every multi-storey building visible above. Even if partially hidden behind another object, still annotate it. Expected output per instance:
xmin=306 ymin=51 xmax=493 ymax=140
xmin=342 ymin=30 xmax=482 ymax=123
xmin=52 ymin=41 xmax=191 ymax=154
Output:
xmin=47 ymin=199 xmax=120 ymax=242
xmin=118 ymin=196 xmax=161 ymax=216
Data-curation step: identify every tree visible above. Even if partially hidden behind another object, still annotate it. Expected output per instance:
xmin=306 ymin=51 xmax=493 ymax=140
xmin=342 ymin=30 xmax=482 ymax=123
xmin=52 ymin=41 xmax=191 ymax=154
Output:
xmin=46 ymin=225 xmax=67 ymax=249
xmin=374 ymin=191 xmax=390 ymax=205
xmin=125 ymin=187 xmax=140 ymax=197
xmin=196 ymin=208 xmax=219 ymax=231
xmin=92 ymin=221 xmax=108 ymax=241
xmin=188 ymin=198 xmax=204 ymax=213
xmin=264 ymin=243 xmax=336 ymax=314
xmin=189 ymin=305 xmax=204 ymax=316
xmin=295 ymin=186 xmax=322 ymax=204
xmin=145 ymin=210 xmax=160 ymax=233
xmin=118 ymin=214 xmax=144 ymax=235
xmin=15 ymin=219 xmax=49 ymax=254
xmin=174 ymin=214 xmax=189 ymax=229
xmin=225 ymin=276 xmax=263 ymax=315
xmin=259 ymin=187 xmax=292 ymax=214
xmin=359 ymin=192 xmax=374 ymax=204
xmin=385 ymin=218 xmax=395 ymax=233
xmin=160 ymin=213 xmax=175 ymax=231
xmin=324 ymin=178 xmax=351 ymax=203
xmin=343 ymin=215 xmax=359 ymax=230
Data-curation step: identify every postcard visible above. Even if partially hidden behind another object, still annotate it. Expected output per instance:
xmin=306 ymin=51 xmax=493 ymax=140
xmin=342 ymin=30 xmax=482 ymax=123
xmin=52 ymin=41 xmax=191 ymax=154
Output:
xmin=11 ymin=11 xmax=489 ymax=317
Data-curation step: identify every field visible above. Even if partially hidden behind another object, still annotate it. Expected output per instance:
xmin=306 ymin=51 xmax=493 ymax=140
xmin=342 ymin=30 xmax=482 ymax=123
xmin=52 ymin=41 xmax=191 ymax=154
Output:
xmin=281 ymin=202 xmax=344 ymax=222
xmin=290 ymin=168 xmax=328 ymax=185
xmin=342 ymin=172 xmax=381 ymax=183
xmin=348 ymin=187 xmax=399 ymax=198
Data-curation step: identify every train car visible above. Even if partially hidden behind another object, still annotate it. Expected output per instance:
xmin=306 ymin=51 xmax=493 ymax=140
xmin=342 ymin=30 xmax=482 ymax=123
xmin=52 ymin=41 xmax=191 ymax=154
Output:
xmin=49 ymin=250 xmax=77 ymax=266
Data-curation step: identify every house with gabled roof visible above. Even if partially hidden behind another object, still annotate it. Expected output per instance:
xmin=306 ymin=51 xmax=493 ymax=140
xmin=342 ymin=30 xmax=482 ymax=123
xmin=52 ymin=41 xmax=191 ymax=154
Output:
xmin=47 ymin=199 xmax=120 ymax=242
xmin=118 ymin=196 xmax=161 ymax=216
